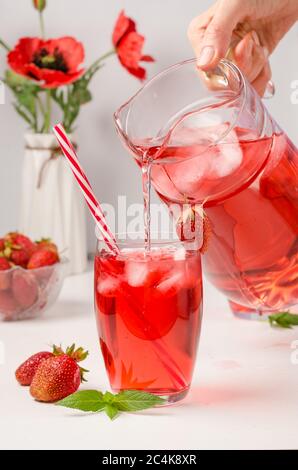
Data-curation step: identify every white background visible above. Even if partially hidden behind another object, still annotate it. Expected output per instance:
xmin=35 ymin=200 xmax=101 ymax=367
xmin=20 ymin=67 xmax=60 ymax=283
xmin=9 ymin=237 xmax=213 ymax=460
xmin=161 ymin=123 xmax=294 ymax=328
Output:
xmin=0 ymin=3 xmax=298 ymax=450
xmin=0 ymin=0 xmax=298 ymax=252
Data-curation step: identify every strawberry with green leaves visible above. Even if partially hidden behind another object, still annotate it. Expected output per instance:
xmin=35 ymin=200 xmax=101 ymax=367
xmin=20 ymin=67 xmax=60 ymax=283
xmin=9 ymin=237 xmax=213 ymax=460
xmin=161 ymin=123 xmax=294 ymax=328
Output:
xmin=0 ymin=232 xmax=60 ymax=269
xmin=28 ymin=248 xmax=59 ymax=269
xmin=30 ymin=344 xmax=88 ymax=402
xmin=36 ymin=238 xmax=58 ymax=255
xmin=4 ymin=232 xmax=37 ymax=267
xmin=176 ymin=204 xmax=212 ymax=253
xmin=5 ymin=232 xmax=37 ymax=257
xmin=16 ymin=344 xmax=166 ymax=420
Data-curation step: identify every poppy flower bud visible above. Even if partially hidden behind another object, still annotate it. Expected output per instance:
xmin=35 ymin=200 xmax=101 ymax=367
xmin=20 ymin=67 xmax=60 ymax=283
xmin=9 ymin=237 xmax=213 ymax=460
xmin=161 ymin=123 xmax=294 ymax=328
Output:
xmin=33 ymin=0 xmax=46 ymax=12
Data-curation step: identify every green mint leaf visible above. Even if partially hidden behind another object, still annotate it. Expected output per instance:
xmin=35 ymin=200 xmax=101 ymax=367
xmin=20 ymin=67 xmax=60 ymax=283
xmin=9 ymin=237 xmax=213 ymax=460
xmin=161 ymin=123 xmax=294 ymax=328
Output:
xmin=103 ymin=391 xmax=116 ymax=404
xmin=104 ymin=404 xmax=119 ymax=420
xmin=56 ymin=390 xmax=105 ymax=412
xmin=114 ymin=390 xmax=166 ymax=412
xmin=56 ymin=389 xmax=166 ymax=420
xmin=269 ymin=312 xmax=298 ymax=329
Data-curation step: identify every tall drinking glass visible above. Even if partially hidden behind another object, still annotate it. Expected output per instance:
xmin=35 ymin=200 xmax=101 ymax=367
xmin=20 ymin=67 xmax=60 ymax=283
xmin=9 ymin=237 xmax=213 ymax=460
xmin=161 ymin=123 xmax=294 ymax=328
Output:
xmin=94 ymin=232 xmax=202 ymax=404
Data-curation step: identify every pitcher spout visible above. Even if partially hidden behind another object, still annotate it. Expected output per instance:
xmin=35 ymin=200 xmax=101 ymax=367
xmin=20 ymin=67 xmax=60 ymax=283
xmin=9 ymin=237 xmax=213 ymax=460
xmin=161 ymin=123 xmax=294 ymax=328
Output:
xmin=114 ymin=99 xmax=135 ymax=155
xmin=114 ymin=58 xmax=249 ymax=161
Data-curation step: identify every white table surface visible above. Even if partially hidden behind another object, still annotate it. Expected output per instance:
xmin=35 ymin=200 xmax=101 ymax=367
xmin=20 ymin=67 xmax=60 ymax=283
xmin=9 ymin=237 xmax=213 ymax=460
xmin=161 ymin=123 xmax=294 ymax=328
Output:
xmin=1 ymin=264 xmax=297 ymax=450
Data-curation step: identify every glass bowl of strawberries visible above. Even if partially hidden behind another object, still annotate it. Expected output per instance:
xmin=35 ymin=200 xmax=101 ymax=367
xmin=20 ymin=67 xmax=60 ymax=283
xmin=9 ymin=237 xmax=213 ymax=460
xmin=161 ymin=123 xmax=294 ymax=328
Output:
xmin=0 ymin=233 xmax=68 ymax=321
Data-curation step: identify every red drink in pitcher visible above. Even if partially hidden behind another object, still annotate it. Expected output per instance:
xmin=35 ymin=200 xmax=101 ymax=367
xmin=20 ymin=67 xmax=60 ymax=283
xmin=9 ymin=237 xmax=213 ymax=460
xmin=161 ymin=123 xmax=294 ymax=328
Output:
xmin=144 ymin=128 xmax=298 ymax=314
xmin=94 ymin=237 xmax=202 ymax=402
xmin=114 ymin=59 xmax=298 ymax=317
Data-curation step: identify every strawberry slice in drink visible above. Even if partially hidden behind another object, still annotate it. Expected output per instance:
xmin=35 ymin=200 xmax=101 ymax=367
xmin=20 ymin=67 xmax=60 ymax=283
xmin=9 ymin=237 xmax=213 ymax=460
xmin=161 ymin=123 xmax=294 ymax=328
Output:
xmin=176 ymin=205 xmax=212 ymax=253
xmin=116 ymin=289 xmax=179 ymax=340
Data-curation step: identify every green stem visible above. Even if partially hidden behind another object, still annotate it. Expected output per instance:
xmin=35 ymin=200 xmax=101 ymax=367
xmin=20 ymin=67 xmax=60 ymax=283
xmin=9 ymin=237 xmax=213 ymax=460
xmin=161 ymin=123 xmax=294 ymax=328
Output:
xmin=0 ymin=38 xmax=10 ymax=51
xmin=43 ymin=89 xmax=51 ymax=133
xmin=97 ymin=49 xmax=116 ymax=62
xmin=62 ymin=88 xmax=70 ymax=132
xmin=84 ymin=48 xmax=116 ymax=77
xmin=39 ymin=11 xmax=45 ymax=39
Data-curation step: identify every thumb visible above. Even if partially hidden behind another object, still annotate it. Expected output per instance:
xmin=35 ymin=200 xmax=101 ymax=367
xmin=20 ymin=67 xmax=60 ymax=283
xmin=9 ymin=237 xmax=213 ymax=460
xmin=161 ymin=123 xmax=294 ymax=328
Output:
xmin=197 ymin=2 xmax=243 ymax=70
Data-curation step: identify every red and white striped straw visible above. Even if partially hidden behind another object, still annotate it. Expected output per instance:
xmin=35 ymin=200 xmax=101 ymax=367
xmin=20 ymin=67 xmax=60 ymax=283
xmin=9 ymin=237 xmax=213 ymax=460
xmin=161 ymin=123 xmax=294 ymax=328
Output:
xmin=53 ymin=123 xmax=119 ymax=254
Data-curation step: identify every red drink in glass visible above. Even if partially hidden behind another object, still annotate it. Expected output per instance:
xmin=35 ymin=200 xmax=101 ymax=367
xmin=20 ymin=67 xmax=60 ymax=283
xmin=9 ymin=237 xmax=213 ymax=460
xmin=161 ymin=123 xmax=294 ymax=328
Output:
xmin=94 ymin=236 xmax=202 ymax=403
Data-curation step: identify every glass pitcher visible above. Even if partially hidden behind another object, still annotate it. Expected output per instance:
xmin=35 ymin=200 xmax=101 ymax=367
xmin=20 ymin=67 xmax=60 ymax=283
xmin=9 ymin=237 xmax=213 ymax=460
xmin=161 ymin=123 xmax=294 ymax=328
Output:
xmin=114 ymin=59 xmax=298 ymax=318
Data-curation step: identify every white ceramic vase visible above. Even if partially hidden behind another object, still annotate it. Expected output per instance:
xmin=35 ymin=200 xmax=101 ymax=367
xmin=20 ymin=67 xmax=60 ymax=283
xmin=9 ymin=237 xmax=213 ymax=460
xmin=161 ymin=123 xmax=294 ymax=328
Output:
xmin=19 ymin=133 xmax=87 ymax=275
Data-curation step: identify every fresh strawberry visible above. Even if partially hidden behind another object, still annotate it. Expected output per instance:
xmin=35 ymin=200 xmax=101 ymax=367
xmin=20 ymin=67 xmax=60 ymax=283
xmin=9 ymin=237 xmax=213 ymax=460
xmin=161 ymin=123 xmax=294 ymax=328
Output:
xmin=30 ymin=355 xmax=81 ymax=402
xmin=28 ymin=249 xmax=59 ymax=270
xmin=176 ymin=205 xmax=212 ymax=252
xmin=30 ymin=344 xmax=88 ymax=402
xmin=10 ymin=249 xmax=30 ymax=268
xmin=3 ymin=232 xmax=37 ymax=267
xmin=12 ymin=270 xmax=38 ymax=309
xmin=0 ymin=238 xmax=5 ymax=252
xmin=0 ymin=290 xmax=20 ymax=319
xmin=0 ymin=257 xmax=12 ymax=290
xmin=15 ymin=351 xmax=53 ymax=386
xmin=5 ymin=232 xmax=37 ymax=257
xmin=36 ymin=238 xmax=58 ymax=254
xmin=176 ymin=205 xmax=204 ymax=242
xmin=0 ymin=257 xmax=11 ymax=270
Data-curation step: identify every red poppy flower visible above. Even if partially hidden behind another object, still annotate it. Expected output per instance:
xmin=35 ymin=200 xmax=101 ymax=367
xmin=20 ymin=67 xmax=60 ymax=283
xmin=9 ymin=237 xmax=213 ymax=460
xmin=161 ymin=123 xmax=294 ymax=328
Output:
xmin=112 ymin=10 xmax=154 ymax=80
xmin=7 ymin=37 xmax=85 ymax=88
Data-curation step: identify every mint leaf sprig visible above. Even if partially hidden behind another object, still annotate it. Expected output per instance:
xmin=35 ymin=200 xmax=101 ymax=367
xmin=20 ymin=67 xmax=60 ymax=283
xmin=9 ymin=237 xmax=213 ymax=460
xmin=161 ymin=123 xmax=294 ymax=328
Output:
xmin=269 ymin=311 xmax=298 ymax=329
xmin=56 ymin=389 xmax=165 ymax=420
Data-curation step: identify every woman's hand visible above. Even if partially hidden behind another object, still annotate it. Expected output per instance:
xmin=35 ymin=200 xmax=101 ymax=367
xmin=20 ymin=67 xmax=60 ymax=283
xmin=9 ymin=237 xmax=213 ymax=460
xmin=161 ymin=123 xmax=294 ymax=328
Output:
xmin=188 ymin=0 xmax=298 ymax=96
